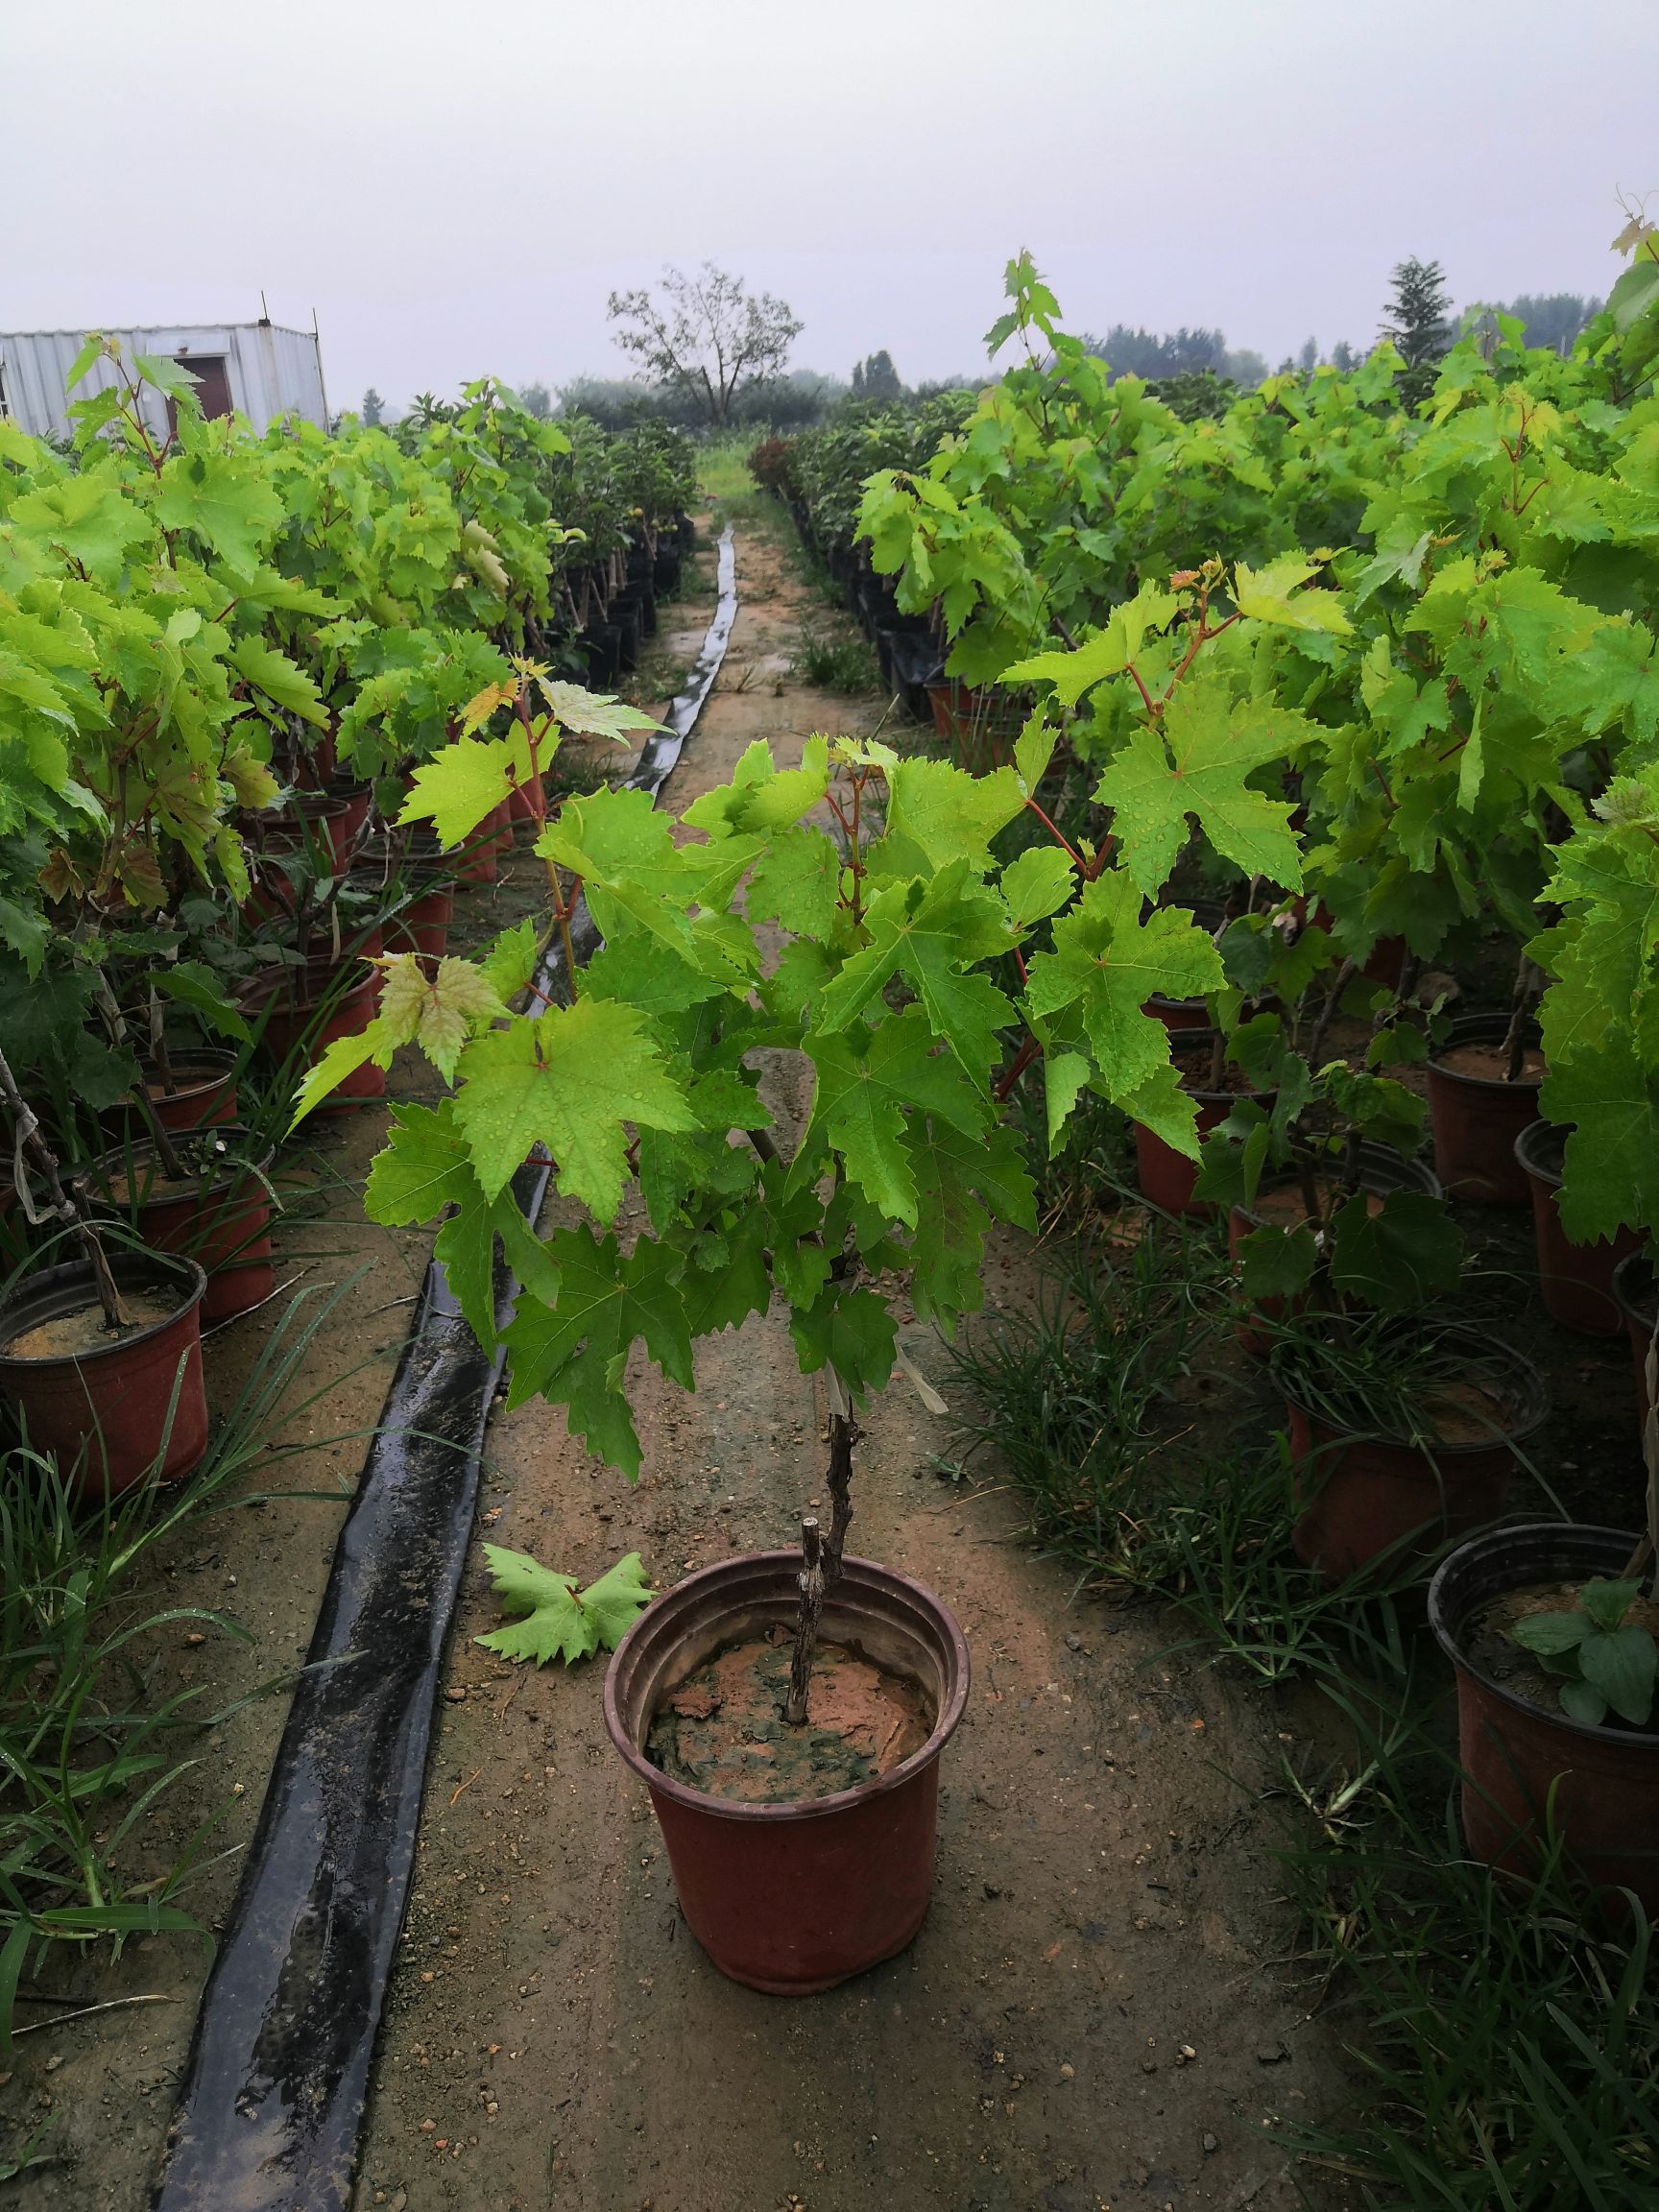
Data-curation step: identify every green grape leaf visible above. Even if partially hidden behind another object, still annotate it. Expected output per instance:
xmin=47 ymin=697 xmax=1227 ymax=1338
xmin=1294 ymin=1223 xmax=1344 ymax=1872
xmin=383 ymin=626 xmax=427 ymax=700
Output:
xmin=501 ymin=1227 xmax=692 ymax=1478
xmin=473 ymin=1546 xmax=655 ymax=1667
xmin=1543 ymin=1038 xmax=1659 ymax=1242
xmin=1000 ymin=846 xmax=1077 ymax=928
xmin=875 ymin=755 xmax=1025 ymax=877
xmin=229 ymin=637 xmax=327 ymax=726
xmin=1328 ymin=1190 xmax=1463 ymax=1311
xmin=400 ymin=736 xmax=514 ymax=847
xmin=453 ymin=1000 xmax=697 ymax=1217
xmin=1233 ymin=553 xmax=1353 ymax=636
xmin=155 ymin=451 xmax=284 ymax=572
xmin=1094 ymin=675 xmax=1304 ymax=893
xmin=377 ymin=953 xmax=505 ymax=1081
xmin=534 ymin=680 xmax=661 ymax=744
xmin=1237 ymin=1223 xmax=1319 ymax=1300
xmin=788 ymin=1281 xmax=899 ymax=1404
xmin=905 ymin=1118 xmax=1035 ymax=1326
xmin=1022 ymin=873 xmax=1224 ymax=1107
xmin=1003 ymin=582 xmax=1180 ymax=706
xmin=9 ymin=475 xmax=153 ymax=583
xmin=365 ymin=1101 xmax=479 ymax=1224
xmin=800 ymin=1009 xmax=985 ymax=1228
xmin=815 ymin=858 xmax=1014 ymax=1078
xmin=746 ymin=824 xmax=842 ymax=938
xmin=683 ymin=737 xmax=830 ymax=835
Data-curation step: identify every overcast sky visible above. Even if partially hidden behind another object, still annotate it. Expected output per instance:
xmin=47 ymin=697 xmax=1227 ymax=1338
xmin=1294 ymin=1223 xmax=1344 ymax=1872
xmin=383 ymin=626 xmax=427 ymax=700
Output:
xmin=7 ymin=1 xmax=1655 ymax=410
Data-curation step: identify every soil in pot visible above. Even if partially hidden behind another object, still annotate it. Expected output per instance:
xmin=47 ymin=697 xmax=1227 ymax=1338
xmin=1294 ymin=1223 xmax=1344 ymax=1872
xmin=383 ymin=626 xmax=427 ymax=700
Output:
xmin=1135 ymin=1033 xmax=1274 ymax=1216
xmin=6 ymin=1290 xmax=178 ymax=1360
xmin=1428 ymin=1012 xmax=1543 ymax=1203
xmin=1283 ymin=1328 xmax=1548 ymax=1583
xmin=1515 ymin=1119 xmax=1641 ymax=1337
xmin=1431 ymin=1524 xmax=1659 ymax=1916
xmin=647 ymin=1629 xmax=931 ymax=1805
xmin=1465 ymin=1579 xmax=1659 ymax=1717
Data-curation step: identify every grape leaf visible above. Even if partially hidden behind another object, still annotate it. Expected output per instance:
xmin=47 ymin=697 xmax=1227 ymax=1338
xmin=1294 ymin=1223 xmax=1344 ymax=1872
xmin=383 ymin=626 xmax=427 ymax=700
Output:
xmin=1003 ymin=582 xmax=1181 ymax=706
xmin=501 ymin=1227 xmax=692 ymax=1477
xmin=364 ymin=1101 xmax=479 ymax=1224
xmin=683 ymin=736 xmax=830 ymax=835
xmin=799 ymin=1008 xmax=986 ymax=1228
xmin=1022 ymin=873 xmax=1225 ymax=1105
xmin=1233 ymin=554 xmax=1353 ymax=636
xmin=377 ymin=953 xmax=504 ymax=1080
xmin=473 ymin=1546 xmax=655 ymax=1667
xmin=399 ymin=736 xmax=514 ymax=847
xmin=155 ymin=452 xmax=284 ymax=573
xmin=453 ymin=1000 xmax=697 ymax=1217
xmin=788 ymin=1281 xmax=899 ymax=1403
xmin=815 ymin=858 xmax=1015 ymax=1077
xmin=1093 ymin=675 xmax=1305 ymax=893
xmin=229 ymin=637 xmax=326 ymax=727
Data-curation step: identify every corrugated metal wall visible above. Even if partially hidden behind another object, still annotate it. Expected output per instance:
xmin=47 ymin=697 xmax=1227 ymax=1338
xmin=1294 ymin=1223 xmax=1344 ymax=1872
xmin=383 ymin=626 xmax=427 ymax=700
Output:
xmin=0 ymin=325 xmax=329 ymax=442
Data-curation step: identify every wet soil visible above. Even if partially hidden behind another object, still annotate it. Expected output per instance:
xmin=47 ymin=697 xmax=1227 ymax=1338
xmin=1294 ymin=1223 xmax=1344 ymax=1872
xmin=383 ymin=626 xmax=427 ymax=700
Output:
xmin=3 ymin=1289 xmax=180 ymax=1360
xmin=1466 ymin=1580 xmax=1659 ymax=1718
xmin=649 ymin=1634 xmax=932 ymax=1803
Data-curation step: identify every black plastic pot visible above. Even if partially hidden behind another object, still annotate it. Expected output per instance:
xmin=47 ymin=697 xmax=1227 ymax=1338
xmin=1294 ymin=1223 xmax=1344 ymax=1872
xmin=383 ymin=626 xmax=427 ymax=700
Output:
xmin=1430 ymin=1523 xmax=1659 ymax=1914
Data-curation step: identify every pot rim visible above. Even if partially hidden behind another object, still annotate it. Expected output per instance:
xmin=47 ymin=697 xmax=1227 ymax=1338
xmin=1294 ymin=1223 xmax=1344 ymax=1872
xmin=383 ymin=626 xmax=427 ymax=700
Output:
xmin=1512 ymin=1118 xmax=1568 ymax=1188
xmin=0 ymin=1252 xmax=207 ymax=1370
xmin=603 ymin=1549 xmax=970 ymax=1826
xmin=1232 ymin=1141 xmax=1443 ymax=1227
xmin=1428 ymin=1519 xmax=1659 ymax=1750
xmin=139 ymin=1049 xmax=239 ymax=1094
xmin=1278 ymin=1324 xmax=1549 ymax=1455
xmin=1429 ymin=1010 xmax=1544 ymax=1094
xmin=82 ymin=1130 xmax=277 ymax=1209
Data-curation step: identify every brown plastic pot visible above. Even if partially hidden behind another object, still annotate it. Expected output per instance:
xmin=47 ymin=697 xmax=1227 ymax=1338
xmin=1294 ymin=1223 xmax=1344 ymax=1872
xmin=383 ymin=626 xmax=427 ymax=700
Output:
xmin=241 ymin=793 xmax=354 ymax=871
xmin=1427 ymin=1012 xmax=1542 ymax=1204
xmin=1282 ymin=1329 xmax=1548 ymax=1583
xmin=385 ymin=879 xmax=454 ymax=965
xmin=1430 ymin=1523 xmax=1659 ymax=1916
xmin=0 ymin=1252 xmax=208 ymax=1497
xmin=1134 ymin=1030 xmax=1275 ymax=1217
xmin=1514 ymin=1121 xmax=1641 ymax=1337
xmin=1228 ymin=1145 xmax=1443 ymax=1357
xmin=121 ymin=1052 xmax=241 ymax=1135
xmin=245 ymin=961 xmax=385 ymax=1110
xmin=604 ymin=1551 xmax=970 ymax=1995
xmin=1611 ymin=1253 xmax=1656 ymax=1426
xmin=451 ymin=800 xmax=513 ymax=886
xmin=83 ymin=1133 xmax=276 ymax=1325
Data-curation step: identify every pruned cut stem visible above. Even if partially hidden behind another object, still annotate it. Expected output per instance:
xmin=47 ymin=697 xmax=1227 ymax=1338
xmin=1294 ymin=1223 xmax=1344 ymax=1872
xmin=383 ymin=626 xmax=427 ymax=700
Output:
xmin=784 ymin=1516 xmax=825 ymax=1727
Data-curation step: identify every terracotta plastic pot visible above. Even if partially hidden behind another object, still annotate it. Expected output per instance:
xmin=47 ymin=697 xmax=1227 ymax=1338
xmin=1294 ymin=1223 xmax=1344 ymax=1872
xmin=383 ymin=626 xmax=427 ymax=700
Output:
xmin=1228 ymin=1145 xmax=1443 ymax=1357
xmin=123 ymin=1052 xmax=241 ymax=1135
xmin=246 ymin=961 xmax=385 ymax=1110
xmin=385 ymin=880 xmax=454 ymax=965
xmin=1427 ymin=1012 xmax=1543 ymax=1204
xmin=506 ymin=779 xmax=542 ymax=826
xmin=0 ymin=1252 xmax=208 ymax=1497
xmin=1430 ymin=1523 xmax=1659 ymax=1916
xmin=604 ymin=1551 xmax=970 ymax=1996
xmin=241 ymin=793 xmax=354 ymax=872
xmin=451 ymin=801 xmax=512 ymax=887
xmin=1611 ymin=1253 xmax=1656 ymax=1425
xmin=1134 ymin=1031 xmax=1275 ymax=1216
xmin=327 ymin=779 xmax=373 ymax=846
xmin=1283 ymin=1330 xmax=1548 ymax=1583
xmin=83 ymin=1133 xmax=276 ymax=1326
xmin=1514 ymin=1121 xmax=1641 ymax=1337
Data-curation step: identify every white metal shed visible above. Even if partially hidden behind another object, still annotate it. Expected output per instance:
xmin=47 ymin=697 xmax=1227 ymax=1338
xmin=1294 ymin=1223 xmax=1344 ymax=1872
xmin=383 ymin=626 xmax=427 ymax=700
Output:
xmin=0 ymin=322 xmax=330 ymax=443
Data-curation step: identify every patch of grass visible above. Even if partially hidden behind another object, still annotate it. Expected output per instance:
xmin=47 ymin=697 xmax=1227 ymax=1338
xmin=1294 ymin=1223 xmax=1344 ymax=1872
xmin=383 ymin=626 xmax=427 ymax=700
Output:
xmin=1276 ymin=1678 xmax=1659 ymax=2209
xmin=0 ymin=1273 xmax=370 ymax=2050
xmin=791 ymin=631 xmax=880 ymax=694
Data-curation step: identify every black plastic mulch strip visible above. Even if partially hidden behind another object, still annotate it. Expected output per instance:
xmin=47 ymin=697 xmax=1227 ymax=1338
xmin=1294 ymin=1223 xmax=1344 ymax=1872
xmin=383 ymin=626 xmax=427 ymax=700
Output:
xmin=152 ymin=525 xmax=738 ymax=2211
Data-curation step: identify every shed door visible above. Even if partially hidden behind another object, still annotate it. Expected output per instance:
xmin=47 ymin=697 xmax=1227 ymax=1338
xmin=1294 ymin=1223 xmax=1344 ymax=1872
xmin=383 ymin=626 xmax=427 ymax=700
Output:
xmin=166 ymin=353 xmax=232 ymax=437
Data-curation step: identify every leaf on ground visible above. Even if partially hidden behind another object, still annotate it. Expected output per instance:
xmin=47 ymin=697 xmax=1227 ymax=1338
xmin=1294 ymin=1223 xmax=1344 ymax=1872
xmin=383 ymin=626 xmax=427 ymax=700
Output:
xmin=473 ymin=1546 xmax=655 ymax=1666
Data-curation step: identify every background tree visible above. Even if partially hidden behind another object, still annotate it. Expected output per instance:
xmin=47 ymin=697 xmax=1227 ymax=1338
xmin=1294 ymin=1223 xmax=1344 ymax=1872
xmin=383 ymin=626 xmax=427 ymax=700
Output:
xmin=1297 ymin=335 xmax=1319 ymax=373
xmin=360 ymin=386 xmax=384 ymax=426
xmin=1461 ymin=292 xmax=1601 ymax=356
xmin=851 ymin=349 xmax=903 ymax=402
xmin=607 ymin=262 xmax=803 ymax=428
xmin=1381 ymin=255 xmax=1453 ymax=402
xmin=517 ymin=380 xmax=553 ymax=420
xmin=1330 ymin=339 xmax=1359 ymax=372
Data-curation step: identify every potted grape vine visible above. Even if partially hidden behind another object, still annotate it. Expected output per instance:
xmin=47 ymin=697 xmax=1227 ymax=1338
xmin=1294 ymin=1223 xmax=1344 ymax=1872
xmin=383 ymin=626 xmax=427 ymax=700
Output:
xmin=294 ymin=642 xmax=1258 ymax=1990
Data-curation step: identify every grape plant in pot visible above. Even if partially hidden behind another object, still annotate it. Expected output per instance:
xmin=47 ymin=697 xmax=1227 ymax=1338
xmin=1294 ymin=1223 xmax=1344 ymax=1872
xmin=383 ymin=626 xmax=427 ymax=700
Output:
xmin=293 ymin=632 xmax=1285 ymax=1989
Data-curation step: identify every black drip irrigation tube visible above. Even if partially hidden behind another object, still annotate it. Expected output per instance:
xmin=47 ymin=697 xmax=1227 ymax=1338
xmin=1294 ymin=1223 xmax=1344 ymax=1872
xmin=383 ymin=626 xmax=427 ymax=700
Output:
xmin=152 ymin=526 xmax=738 ymax=2212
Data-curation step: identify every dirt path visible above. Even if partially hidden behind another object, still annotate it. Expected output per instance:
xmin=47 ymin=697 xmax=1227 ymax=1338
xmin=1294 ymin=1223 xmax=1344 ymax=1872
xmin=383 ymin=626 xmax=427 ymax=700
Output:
xmin=354 ymin=514 xmax=1354 ymax=2212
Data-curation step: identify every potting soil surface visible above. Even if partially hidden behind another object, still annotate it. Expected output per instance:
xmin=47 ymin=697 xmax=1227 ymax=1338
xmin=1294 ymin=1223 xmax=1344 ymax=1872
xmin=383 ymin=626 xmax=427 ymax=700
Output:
xmin=4 ymin=1288 xmax=180 ymax=1360
xmin=647 ymin=1633 xmax=932 ymax=1803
